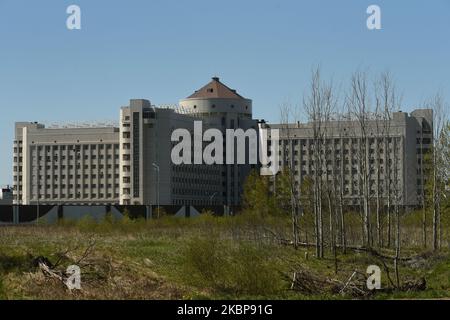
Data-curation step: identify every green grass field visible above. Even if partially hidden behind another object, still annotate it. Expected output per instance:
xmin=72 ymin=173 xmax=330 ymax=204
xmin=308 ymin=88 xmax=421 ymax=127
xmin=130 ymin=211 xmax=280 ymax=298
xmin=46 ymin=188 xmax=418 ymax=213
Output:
xmin=0 ymin=215 xmax=449 ymax=300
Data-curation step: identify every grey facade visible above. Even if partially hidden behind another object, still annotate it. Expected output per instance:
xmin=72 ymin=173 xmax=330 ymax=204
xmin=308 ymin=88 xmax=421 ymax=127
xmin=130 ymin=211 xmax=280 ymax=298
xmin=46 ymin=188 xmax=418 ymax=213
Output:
xmin=0 ymin=186 xmax=13 ymax=205
xmin=120 ymin=77 xmax=258 ymax=206
xmin=119 ymin=99 xmax=226 ymax=206
xmin=267 ymin=109 xmax=433 ymax=207
xmin=13 ymin=78 xmax=258 ymax=206
xmin=13 ymin=123 xmax=120 ymax=205
xmin=13 ymin=78 xmax=431 ymax=208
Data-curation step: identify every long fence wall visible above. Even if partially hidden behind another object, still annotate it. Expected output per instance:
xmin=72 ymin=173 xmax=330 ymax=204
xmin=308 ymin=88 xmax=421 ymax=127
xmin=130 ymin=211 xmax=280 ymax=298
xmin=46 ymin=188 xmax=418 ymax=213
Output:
xmin=0 ymin=205 xmax=239 ymax=225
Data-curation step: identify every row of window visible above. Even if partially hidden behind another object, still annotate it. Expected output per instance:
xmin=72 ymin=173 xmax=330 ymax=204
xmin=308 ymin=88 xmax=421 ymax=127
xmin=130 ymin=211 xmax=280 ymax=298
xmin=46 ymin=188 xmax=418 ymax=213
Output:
xmin=278 ymin=137 xmax=401 ymax=145
xmin=280 ymin=147 xmax=400 ymax=155
xmin=29 ymin=154 xmax=120 ymax=162
xmin=277 ymin=184 xmax=401 ymax=196
xmin=282 ymin=157 xmax=399 ymax=165
xmin=172 ymin=165 xmax=221 ymax=174
xmin=173 ymin=177 xmax=221 ymax=186
xmin=172 ymin=188 xmax=222 ymax=196
xmin=31 ymin=144 xmax=119 ymax=151
xmin=280 ymin=162 xmax=400 ymax=171
xmin=32 ymin=194 xmax=119 ymax=199
xmin=172 ymin=199 xmax=221 ymax=205
xmin=33 ymin=183 xmax=119 ymax=189
xmin=31 ymin=173 xmax=119 ymax=180
xmin=416 ymin=138 xmax=432 ymax=144
xmin=16 ymin=165 xmax=119 ymax=174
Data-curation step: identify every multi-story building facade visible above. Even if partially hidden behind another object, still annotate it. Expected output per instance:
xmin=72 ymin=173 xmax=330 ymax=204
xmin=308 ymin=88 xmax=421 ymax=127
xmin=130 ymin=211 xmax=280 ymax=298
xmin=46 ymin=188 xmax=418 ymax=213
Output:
xmin=118 ymin=98 xmax=226 ymax=206
xmin=266 ymin=109 xmax=433 ymax=207
xmin=178 ymin=77 xmax=257 ymax=206
xmin=13 ymin=123 xmax=121 ymax=205
xmin=12 ymin=77 xmax=432 ymax=208
xmin=13 ymin=77 xmax=257 ymax=206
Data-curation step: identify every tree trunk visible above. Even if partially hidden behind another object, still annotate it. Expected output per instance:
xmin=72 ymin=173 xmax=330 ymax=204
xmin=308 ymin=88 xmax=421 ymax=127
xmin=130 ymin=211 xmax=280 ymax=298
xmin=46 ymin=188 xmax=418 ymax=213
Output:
xmin=432 ymin=150 xmax=438 ymax=252
xmin=339 ymin=196 xmax=346 ymax=253
xmin=394 ymin=204 xmax=401 ymax=289
xmin=420 ymin=137 xmax=427 ymax=249
xmin=387 ymin=191 xmax=391 ymax=248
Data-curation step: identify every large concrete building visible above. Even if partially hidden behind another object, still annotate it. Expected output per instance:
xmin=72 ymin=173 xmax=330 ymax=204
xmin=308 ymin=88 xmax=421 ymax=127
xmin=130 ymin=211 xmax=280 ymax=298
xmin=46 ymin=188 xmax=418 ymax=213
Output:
xmin=268 ymin=109 xmax=433 ymax=207
xmin=13 ymin=123 xmax=121 ymax=205
xmin=13 ymin=78 xmax=257 ymax=206
xmin=12 ymin=77 xmax=432 ymax=208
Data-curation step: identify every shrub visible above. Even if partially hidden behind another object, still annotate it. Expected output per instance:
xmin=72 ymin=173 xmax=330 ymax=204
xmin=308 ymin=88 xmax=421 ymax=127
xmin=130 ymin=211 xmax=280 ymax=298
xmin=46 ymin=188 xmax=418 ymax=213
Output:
xmin=183 ymin=236 xmax=281 ymax=296
xmin=184 ymin=235 xmax=228 ymax=290
xmin=231 ymin=244 xmax=280 ymax=295
xmin=76 ymin=215 xmax=98 ymax=232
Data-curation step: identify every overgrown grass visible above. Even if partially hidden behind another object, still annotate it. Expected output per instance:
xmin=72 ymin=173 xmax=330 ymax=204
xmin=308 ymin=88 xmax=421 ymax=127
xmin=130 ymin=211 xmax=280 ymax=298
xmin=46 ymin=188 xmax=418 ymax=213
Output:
xmin=0 ymin=213 xmax=449 ymax=300
xmin=0 ymin=276 xmax=6 ymax=299
xmin=182 ymin=235 xmax=283 ymax=297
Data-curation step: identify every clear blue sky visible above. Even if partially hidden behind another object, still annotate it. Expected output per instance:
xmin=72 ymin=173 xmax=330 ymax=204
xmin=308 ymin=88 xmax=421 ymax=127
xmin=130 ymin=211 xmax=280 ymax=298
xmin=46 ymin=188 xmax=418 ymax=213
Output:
xmin=0 ymin=0 xmax=449 ymax=184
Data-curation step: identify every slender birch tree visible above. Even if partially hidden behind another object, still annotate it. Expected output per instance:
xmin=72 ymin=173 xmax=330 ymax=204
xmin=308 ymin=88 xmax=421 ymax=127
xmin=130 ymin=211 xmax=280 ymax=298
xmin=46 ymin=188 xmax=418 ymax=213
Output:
xmin=304 ymin=67 xmax=327 ymax=258
xmin=279 ymin=102 xmax=300 ymax=249
xmin=426 ymin=93 xmax=446 ymax=251
xmin=347 ymin=70 xmax=372 ymax=247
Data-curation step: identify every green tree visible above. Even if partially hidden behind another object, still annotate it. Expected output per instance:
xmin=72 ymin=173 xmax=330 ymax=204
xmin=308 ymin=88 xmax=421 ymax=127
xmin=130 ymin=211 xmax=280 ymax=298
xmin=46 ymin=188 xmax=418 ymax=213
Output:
xmin=242 ymin=169 xmax=272 ymax=218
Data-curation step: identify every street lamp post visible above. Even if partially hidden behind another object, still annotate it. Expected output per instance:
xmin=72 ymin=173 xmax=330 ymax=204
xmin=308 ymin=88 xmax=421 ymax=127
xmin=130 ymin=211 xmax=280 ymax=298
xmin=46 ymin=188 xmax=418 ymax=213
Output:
xmin=36 ymin=192 xmax=40 ymax=226
xmin=152 ymin=163 xmax=160 ymax=218
xmin=34 ymin=166 xmax=39 ymax=226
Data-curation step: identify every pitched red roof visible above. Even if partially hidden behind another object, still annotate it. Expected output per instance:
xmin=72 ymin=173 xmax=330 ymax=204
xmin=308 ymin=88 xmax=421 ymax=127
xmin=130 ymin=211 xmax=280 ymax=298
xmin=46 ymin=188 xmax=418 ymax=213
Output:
xmin=187 ymin=77 xmax=245 ymax=99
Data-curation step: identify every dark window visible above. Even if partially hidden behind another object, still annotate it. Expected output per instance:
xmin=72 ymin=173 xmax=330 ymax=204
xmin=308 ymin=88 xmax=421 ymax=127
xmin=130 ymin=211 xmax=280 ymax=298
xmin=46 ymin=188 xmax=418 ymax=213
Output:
xmin=133 ymin=112 xmax=140 ymax=197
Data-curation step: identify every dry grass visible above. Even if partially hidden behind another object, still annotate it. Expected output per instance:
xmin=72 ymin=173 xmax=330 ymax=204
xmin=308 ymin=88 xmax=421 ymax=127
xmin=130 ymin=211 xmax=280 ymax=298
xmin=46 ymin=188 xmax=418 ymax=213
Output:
xmin=0 ymin=214 xmax=449 ymax=300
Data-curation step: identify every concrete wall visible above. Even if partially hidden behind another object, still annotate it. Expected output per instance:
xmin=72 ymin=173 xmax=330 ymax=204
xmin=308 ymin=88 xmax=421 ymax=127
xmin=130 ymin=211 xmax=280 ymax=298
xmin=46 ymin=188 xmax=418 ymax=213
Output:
xmin=0 ymin=204 xmax=234 ymax=224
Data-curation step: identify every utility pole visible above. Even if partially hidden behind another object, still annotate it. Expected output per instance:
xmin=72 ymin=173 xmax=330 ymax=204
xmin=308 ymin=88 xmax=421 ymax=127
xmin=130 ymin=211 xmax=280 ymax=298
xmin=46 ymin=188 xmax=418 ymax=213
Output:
xmin=34 ymin=165 xmax=39 ymax=225
xmin=37 ymin=193 xmax=40 ymax=225
xmin=152 ymin=163 xmax=160 ymax=218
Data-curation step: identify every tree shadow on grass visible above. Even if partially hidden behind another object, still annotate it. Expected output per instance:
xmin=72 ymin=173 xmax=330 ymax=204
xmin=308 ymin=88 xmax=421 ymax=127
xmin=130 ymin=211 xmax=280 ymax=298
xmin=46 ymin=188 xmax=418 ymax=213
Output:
xmin=0 ymin=253 xmax=35 ymax=273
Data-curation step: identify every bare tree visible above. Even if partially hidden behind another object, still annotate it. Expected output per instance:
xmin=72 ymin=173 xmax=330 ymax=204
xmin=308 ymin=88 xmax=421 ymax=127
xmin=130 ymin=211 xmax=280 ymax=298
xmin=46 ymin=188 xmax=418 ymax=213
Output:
xmin=417 ymin=101 xmax=437 ymax=250
xmin=303 ymin=67 xmax=328 ymax=258
xmin=347 ymin=70 xmax=372 ymax=248
xmin=374 ymin=71 xmax=400 ymax=248
xmin=336 ymin=111 xmax=347 ymax=253
xmin=426 ymin=93 xmax=446 ymax=251
xmin=279 ymin=102 xmax=300 ymax=249
xmin=393 ymin=133 xmax=402 ymax=287
xmin=374 ymin=79 xmax=384 ymax=248
xmin=419 ymin=121 xmax=428 ymax=249
xmin=321 ymin=80 xmax=337 ymax=264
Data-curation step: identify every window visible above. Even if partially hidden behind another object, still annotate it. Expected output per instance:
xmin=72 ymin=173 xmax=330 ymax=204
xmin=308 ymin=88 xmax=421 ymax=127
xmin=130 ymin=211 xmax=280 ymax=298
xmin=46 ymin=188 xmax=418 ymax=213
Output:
xmin=133 ymin=112 xmax=140 ymax=197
